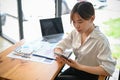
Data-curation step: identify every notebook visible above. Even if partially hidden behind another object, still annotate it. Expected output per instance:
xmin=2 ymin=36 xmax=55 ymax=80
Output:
xmin=39 ymin=17 xmax=64 ymax=43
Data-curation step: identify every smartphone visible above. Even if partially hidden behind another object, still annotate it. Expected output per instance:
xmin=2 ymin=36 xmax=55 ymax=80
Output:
xmin=54 ymin=52 xmax=71 ymax=62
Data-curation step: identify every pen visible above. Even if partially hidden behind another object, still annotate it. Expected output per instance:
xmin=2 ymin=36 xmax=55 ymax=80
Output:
xmin=32 ymin=54 xmax=55 ymax=60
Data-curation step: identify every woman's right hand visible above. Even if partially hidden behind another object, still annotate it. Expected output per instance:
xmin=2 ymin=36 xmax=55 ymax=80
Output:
xmin=54 ymin=48 xmax=64 ymax=63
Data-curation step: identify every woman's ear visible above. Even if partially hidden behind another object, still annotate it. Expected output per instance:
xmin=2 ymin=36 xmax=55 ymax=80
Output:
xmin=90 ymin=15 xmax=95 ymax=22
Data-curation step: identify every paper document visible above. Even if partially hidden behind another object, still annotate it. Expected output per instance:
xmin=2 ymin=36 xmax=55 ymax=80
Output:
xmin=7 ymin=39 xmax=72 ymax=64
xmin=7 ymin=40 xmax=56 ymax=64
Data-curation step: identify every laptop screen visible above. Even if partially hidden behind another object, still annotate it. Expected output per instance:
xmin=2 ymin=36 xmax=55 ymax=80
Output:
xmin=39 ymin=17 xmax=64 ymax=37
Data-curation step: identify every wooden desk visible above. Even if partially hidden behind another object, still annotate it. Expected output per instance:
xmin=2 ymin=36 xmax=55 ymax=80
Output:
xmin=0 ymin=40 xmax=64 ymax=80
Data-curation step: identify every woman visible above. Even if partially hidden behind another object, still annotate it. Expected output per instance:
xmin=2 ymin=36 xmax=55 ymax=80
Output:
xmin=54 ymin=1 xmax=116 ymax=80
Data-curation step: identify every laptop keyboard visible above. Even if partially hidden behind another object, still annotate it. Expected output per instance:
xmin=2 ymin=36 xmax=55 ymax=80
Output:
xmin=42 ymin=34 xmax=63 ymax=43
xmin=47 ymin=37 xmax=62 ymax=43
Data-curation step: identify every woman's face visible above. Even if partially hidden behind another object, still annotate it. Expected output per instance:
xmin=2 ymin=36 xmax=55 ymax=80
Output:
xmin=72 ymin=13 xmax=94 ymax=33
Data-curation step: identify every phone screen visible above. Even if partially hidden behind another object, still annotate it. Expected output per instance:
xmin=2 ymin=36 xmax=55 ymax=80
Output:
xmin=54 ymin=53 xmax=71 ymax=62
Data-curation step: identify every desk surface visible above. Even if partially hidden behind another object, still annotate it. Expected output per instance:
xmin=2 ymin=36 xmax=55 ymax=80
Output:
xmin=0 ymin=40 xmax=64 ymax=80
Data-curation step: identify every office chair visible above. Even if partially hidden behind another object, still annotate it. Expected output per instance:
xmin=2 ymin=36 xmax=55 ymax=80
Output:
xmin=98 ymin=75 xmax=109 ymax=80
xmin=118 ymin=70 xmax=120 ymax=80
xmin=99 ymin=68 xmax=120 ymax=80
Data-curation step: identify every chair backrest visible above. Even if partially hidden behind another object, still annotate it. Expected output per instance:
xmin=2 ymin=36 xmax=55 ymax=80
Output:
xmin=118 ymin=70 xmax=120 ymax=80
xmin=98 ymin=75 xmax=108 ymax=80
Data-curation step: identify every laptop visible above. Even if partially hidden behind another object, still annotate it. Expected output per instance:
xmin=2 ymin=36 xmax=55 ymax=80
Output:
xmin=39 ymin=17 xmax=64 ymax=43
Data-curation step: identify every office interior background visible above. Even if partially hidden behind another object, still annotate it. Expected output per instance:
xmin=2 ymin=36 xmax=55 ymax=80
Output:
xmin=0 ymin=0 xmax=110 ymax=43
xmin=0 ymin=0 xmax=77 ymax=51
xmin=0 ymin=0 xmax=120 ymax=79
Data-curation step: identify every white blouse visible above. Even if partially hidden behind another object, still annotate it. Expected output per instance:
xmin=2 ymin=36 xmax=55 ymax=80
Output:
xmin=55 ymin=26 xmax=116 ymax=75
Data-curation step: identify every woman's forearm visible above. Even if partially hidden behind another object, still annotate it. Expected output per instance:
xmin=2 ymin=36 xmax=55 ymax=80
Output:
xmin=78 ymin=64 xmax=110 ymax=76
